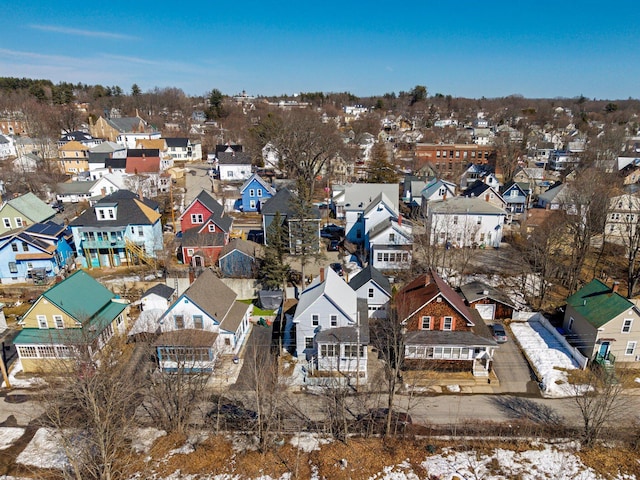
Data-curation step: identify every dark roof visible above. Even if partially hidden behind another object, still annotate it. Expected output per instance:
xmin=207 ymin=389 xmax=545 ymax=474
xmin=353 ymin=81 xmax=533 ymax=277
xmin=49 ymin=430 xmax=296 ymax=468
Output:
xmin=59 ymin=131 xmax=94 ymax=142
xmin=105 ymin=157 xmax=127 ymax=169
xmin=190 ymin=190 xmax=224 ymax=218
xmin=143 ymin=283 xmax=175 ymax=299
xmin=203 ymin=213 xmax=233 ymax=234
xmin=258 ymin=290 xmax=283 ymax=310
xmin=69 ymin=190 xmax=159 ymax=228
xmin=181 ymin=228 xmax=226 ymax=247
xmin=458 ymin=281 xmax=518 ymax=309
xmin=462 ymin=180 xmax=493 ymax=198
xmin=404 ymin=330 xmax=497 ymax=347
xmin=217 ymin=151 xmax=252 ymax=165
xmin=215 ymin=144 xmax=242 ymax=154
xmin=396 ymin=268 xmax=474 ymax=325
xmin=261 ymin=188 xmax=294 ymax=216
xmin=348 ymin=265 xmax=392 ymax=296
xmin=127 ymin=148 xmax=160 ymax=158
xmin=261 ymin=188 xmax=321 ymax=219
xmin=25 ymin=221 xmax=66 ymax=238
xmin=220 ymin=301 xmax=250 ymax=333
xmin=165 ymin=138 xmax=189 ymax=148
xmin=566 ymin=279 xmax=635 ymax=328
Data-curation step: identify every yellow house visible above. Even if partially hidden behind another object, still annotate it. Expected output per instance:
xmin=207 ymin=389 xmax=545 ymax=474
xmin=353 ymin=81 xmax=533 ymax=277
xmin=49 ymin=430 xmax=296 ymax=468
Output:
xmin=59 ymin=141 xmax=90 ymax=173
xmin=14 ymin=270 xmax=129 ymax=373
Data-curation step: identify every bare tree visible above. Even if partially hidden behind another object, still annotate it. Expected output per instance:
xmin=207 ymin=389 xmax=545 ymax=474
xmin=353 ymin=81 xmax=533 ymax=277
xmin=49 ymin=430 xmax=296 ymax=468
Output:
xmin=141 ymin=335 xmax=214 ymax=435
xmin=605 ymin=193 xmax=640 ymax=297
xmin=40 ymin=336 xmax=140 ymax=480
xmin=571 ymin=367 xmax=632 ymax=447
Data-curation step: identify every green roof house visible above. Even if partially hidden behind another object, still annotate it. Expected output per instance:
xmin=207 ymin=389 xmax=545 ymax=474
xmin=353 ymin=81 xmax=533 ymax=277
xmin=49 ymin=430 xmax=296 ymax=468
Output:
xmin=563 ymin=279 xmax=640 ymax=367
xmin=0 ymin=192 xmax=55 ymax=234
xmin=14 ymin=269 xmax=129 ymax=373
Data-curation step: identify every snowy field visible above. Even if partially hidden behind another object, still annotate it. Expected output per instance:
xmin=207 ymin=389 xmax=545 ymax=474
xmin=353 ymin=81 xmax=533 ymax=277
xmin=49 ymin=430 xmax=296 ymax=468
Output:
xmin=8 ymin=429 xmax=635 ymax=479
xmin=510 ymin=318 xmax=581 ymax=398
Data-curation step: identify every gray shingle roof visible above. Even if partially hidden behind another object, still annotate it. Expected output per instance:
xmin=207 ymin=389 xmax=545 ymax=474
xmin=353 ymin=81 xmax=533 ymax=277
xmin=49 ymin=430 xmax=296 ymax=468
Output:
xmin=144 ymin=283 xmax=175 ymax=299
xmin=404 ymin=330 xmax=497 ymax=347
xmin=218 ymin=151 xmax=252 ymax=165
xmin=69 ymin=190 xmax=159 ymax=228
xmin=458 ymin=280 xmax=517 ymax=309
xmin=183 ymin=268 xmax=236 ymax=321
xmin=348 ymin=265 xmax=392 ymax=295
xmin=429 ymin=197 xmax=506 ymax=215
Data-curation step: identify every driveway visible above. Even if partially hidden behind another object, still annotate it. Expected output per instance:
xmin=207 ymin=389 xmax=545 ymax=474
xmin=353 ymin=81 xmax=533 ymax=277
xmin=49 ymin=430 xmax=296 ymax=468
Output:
xmin=491 ymin=322 xmax=539 ymax=394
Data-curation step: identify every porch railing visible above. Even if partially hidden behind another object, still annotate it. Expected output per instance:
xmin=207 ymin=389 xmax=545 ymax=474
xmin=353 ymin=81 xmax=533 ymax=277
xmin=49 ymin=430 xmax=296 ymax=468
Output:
xmin=594 ymin=351 xmax=616 ymax=366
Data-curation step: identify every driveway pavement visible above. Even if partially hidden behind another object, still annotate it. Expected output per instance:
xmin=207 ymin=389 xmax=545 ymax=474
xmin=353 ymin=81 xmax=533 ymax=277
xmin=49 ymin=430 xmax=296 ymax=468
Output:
xmin=491 ymin=322 xmax=539 ymax=394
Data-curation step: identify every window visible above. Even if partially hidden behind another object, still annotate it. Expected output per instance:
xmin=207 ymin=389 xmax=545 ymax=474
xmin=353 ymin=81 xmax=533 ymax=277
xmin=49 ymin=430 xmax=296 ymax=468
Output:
xmin=377 ymin=253 xmax=383 ymax=262
xmin=622 ymin=319 xmax=633 ymax=333
xmin=345 ymin=345 xmax=359 ymax=357
xmin=568 ymin=317 xmax=574 ymax=331
xmin=321 ymin=344 xmax=337 ymax=357
xmin=330 ymin=315 xmax=338 ymax=327
xmin=54 ymin=315 xmax=64 ymax=329
xmin=138 ymin=226 xmax=143 ymax=236
xmin=257 ymin=189 xmax=263 ymax=197
xmin=249 ymin=200 xmax=256 ymax=209
xmin=18 ymin=346 xmax=38 ymax=358
xmin=249 ymin=189 xmax=255 ymax=197
xmin=11 ymin=243 xmax=18 ymax=252
xmin=8 ymin=262 xmax=17 ymax=273
xmin=37 ymin=315 xmax=48 ymax=329
xmin=477 ymin=216 xmax=482 ymax=225
xmin=15 ymin=217 xmax=23 ymax=228
xmin=193 ymin=315 xmax=204 ymax=329
xmin=3 ymin=218 xmax=11 ymax=228
xmin=305 ymin=337 xmax=314 ymax=349
xmin=99 ymin=209 xmax=105 ymax=219
xmin=626 ymin=341 xmax=637 ymax=356
xmin=453 ymin=216 xmax=458 ymax=225
xmin=22 ymin=242 xmax=28 ymax=252
xmin=208 ymin=224 xmax=216 ymax=232
xmin=174 ymin=315 xmax=185 ymax=329
xmin=389 ymin=233 xmax=395 ymax=242
xmin=443 ymin=317 xmax=453 ymax=331
xmin=191 ymin=213 xmax=204 ymax=224
xmin=312 ymin=314 xmax=319 ymax=326
xmin=421 ymin=316 xmax=431 ymax=330
xmin=368 ymin=288 xmax=374 ymax=298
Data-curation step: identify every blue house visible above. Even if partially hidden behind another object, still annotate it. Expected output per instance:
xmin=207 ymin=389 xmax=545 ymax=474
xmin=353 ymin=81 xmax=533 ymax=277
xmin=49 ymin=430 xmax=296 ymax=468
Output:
xmin=218 ymin=238 xmax=260 ymax=278
xmin=239 ymin=173 xmax=275 ymax=212
xmin=0 ymin=221 xmax=75 ymax=284
xmin=500 ymin=181 xmax=530 ymax=220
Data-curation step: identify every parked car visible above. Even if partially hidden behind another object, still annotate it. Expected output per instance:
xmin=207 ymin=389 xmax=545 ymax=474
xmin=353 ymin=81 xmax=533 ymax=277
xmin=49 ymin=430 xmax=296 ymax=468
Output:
xmin=321 ymin=224 xmax=345 ymax=239
xmin=327 ymin=239 xmax=340 ymax=251
xmin=491 ymin=324 xmax=508 ymax=343
xmin=330 ymin=262 xmax=343 ymax=276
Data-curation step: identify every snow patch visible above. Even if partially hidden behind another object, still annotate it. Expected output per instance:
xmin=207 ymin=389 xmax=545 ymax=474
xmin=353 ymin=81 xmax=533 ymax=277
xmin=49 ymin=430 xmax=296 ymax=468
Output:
xmin=0 ymin=427 xmax=24 ymax=450
xmin=290 ymin=432 xmax=333 ymax=452
xmin=131 ymin=427 xmax=167 ymax=453
xmin=446 ymin=385 xmax=461 ymax=393
xmin=16 ymin=428 xmax=68 ymax=470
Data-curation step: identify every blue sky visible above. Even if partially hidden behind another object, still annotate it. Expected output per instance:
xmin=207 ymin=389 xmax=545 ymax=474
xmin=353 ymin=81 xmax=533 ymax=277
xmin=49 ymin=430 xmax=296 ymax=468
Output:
xmin=1 ymin=1 xmax=638 ymax=99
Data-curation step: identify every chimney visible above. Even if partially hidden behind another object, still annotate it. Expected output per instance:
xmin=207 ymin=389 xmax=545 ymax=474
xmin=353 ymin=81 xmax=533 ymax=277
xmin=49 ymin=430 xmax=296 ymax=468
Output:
xmin=612 ymin=281 xmax=620 ymax=293
xmin=398 ymin=214 xmax=402 ymax=226
xmin=320 ymin=267 xmax=325 ymax=282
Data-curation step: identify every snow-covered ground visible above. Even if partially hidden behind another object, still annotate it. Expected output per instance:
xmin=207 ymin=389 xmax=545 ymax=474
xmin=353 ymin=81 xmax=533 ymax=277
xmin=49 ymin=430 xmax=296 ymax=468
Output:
xmin=0 ymin=427 xmax=24 ymax=450
xmin=1 ymin=361 xmax=46 ymax=389
xmin=9 ymin=428 xmax=634 ymax=479
xmin=510 ymin=318 xmax=581 ymax=398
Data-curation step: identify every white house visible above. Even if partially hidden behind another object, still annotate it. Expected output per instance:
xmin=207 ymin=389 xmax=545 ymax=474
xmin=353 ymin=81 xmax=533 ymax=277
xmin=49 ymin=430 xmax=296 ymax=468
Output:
xmin=218 ymin=151 xmax=253 ymax=181
xmin=56 ymin=177 xmax=120 ymax=203
xmin=292 ymin=267 xmax=369 ymax=380
xmin=155 ymin=268 xmax=252 ymax=372
xmin=367 ymin=218 xmax=413 ymax=270
xmin=0 ymin=134 xmax=16 ymax=159
xmin=428 ymin=197 xmax=506 ymax=248
xmin=13 ymin=153 xmax=40 ymax=173
xmin=332 ymin=183 xmax=399 ymax=220
xmin=348 ymin=265 xmax=392 ymax=319
xmin=116 ymin=131 xmax=162 ymax=149
xmin=165 ymin=138 xmax=202 ymax=162
xmin=605 ymin=193 xmax=640 ymax=241
xmin=141 ymin=283 xmax=176 ymax=311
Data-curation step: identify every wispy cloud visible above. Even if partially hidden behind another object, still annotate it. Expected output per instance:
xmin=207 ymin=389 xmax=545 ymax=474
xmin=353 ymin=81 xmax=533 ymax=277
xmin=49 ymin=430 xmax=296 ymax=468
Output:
xmin=29 ymin=24 xmax=137 ymax=41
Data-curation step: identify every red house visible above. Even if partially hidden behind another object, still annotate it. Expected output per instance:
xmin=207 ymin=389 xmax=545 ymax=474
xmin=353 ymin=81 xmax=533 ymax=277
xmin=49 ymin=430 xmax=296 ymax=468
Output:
xmin=395 ymin=268 xmax=497 ymax=376
xmin=179 ymin=191 xmax=233 ymax=269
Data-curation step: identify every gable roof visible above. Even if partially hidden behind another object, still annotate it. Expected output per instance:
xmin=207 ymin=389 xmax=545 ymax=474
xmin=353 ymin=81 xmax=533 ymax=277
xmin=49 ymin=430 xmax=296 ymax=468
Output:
xmin=126 ymin=155 xmax=161 ymax=174
xmin=105 ymin=116 xmax=149 ymax=133
xmin=200 ymin=213 xmax=233 ymax=234
xmin=90 ymin=141 xmax=124 ymax=154
xmin=56 ymin=179 xmax=99 ymax=195
xmin=4 ymin=192 xmax=54 ymax=223
xmin=336 ymin=183 xmax=400 ymax=212
xmin=180 ymin=190 xmax=224 ymax=220
xmin=59 ymin=140 xmax=89 ymax=152
xmin=348 ymin=265 xmax=392 ymax=296
xmin=422 ymin=178 xmax=455 ymax=200
xmin=459 ymin=280 xmax=518 ymax=309
xmin=566 ymin=279 xmax=636 ymax=328
xmin=363 ymin=192 xmax=398 ymax=217
xmin=396 ymin=269 xmax=474 ymax=325
xmin=240 ymin=173 xmax=276 ymax=195
xmin=135 ymin=139 xmax=166 ymax=150
xmin=182 ymin=268 xmax=236 ymax=321
xmin=294 ymin=267 xmax=357 ymax=322
xmin=367 ymin=217 xmax=411 ymax=242
xmin=181 ymin=228 xmax=226 ymax=247
xmin=261 ymin=188 xmax=294 ymax=216
xmin=143 ymin=283 xmax=175 ymax=299
xmin=538 ymin=183 xmax=569 ymax=204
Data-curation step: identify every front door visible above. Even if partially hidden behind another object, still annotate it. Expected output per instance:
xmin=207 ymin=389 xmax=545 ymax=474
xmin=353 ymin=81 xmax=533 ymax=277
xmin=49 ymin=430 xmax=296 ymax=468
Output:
xmin=598 ymin=341 xmax=610 ymax=358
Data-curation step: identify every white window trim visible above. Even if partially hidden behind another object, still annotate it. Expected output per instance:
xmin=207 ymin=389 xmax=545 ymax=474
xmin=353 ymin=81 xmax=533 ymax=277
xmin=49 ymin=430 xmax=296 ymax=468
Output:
xmin=625 ymin=341 xmax=637 ymax=356
xmin=622 ymin=318 xmax=633 ymax=333
xmin=442 ymin=316 xmax=453 ymax=331
xmin=421 ymin=316 xmax=431 ymax=330
xmin=37 ymin=315 xmax=48 ymax=329
xmin=53 ymin=315 xmax=64 ymax=329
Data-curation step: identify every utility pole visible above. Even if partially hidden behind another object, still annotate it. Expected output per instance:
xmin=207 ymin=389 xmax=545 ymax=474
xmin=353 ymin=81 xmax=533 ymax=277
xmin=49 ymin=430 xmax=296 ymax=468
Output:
xmin=0 ymin=349 xmax=10 ymax=389
xmin=355 ymin=310 xmax=360 ymax=391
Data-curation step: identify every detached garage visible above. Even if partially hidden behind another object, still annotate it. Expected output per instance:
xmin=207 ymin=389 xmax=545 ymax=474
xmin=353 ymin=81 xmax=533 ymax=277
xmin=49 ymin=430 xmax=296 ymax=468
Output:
xmin=459 ymin=281 xmax=518 ymax=320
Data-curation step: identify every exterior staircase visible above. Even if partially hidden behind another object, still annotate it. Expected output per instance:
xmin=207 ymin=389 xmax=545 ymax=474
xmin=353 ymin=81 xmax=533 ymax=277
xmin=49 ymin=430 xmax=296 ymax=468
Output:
xmin=125 ymin=239 xmax=155 ymax=269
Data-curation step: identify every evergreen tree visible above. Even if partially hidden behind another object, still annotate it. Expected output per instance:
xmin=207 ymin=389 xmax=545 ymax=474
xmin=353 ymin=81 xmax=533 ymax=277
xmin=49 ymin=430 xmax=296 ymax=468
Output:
xmin=367 ymin=141 xmax=398 ymax=183
xmin=259 ymin=212 xmax=290 ymax=290
xmin=289 ymin=181 xmax=323 ymax=288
